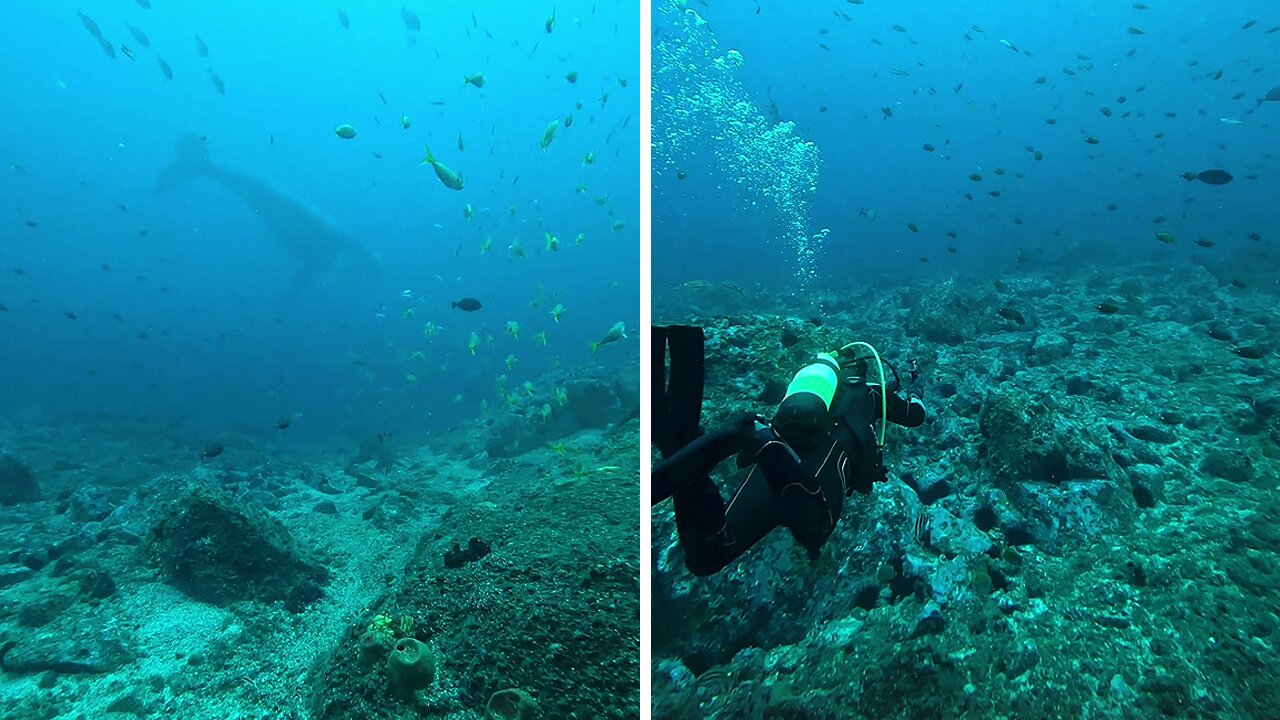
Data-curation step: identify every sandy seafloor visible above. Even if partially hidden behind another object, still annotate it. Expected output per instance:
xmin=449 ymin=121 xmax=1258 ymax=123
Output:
xmin=0 ymin=396 xmax=640 ymax=720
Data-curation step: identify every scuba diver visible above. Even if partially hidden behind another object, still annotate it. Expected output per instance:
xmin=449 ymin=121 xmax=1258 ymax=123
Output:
xmin=653 ymin=325 xmax=926 ymax=576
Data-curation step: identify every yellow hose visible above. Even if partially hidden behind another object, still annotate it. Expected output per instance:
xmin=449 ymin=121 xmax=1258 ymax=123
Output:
xmin=838 ymin=341 xmax=888 ymax=447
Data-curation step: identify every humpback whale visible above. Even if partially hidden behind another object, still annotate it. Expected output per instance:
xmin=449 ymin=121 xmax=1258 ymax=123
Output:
xmin=155 ymin=134 xmax=379 ymax=284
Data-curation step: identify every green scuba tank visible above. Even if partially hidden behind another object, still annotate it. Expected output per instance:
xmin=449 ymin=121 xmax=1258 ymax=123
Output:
xmin=783 ymin=352 xmax=840 ymax=409
xmin=773 ymin=352 xmax=841 ymax=443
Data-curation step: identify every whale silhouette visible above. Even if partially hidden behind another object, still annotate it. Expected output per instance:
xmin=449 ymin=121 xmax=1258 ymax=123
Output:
xmin=155 ymin=134 xmax=379 ymax=286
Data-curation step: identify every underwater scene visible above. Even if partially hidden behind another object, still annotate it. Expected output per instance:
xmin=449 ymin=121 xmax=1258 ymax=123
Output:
xmin=1 ymin=2 xmax=638 ymax=719
xmin=652 ymin=0 xmax=1278 ymax=718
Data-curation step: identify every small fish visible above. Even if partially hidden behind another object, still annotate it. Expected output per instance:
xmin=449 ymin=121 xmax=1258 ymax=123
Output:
xmin=999 ymin=38 xmax=1019 ymax=52
xmin=913 ymin=514 xmax=929 ymax=546
xmin=1236 ymin=346 xmax=1266 ymax=360
xmin=539 ymin=120 xmax=559 ymax=150
xmin=1248 ymin=232 xmax=1261 ymax=242
xmin=881 ymin=106 xmax=893 ymax=119
xmin=1219 ymin=117 xmax=1244 ymax=125
xmin=338 ymin=9 xmax=350 ymax=29
xmin=156 ymin=57 xmax=173 ymax=80
xmin=590 ymin=321 xmax=626 ymax=354
xmin=545 ymin=8 xmax=556 ymax=34
xmin=126 ymin=23 xmax=150 ymax=48
xmin=77 ymin=11 xmax=103 ymax=39
xmin=334 ymin=124 xmax=357 ymax=139
xmin=1154 ymin=231 xmax=1174 ymax=244
xmin=65 ymin=312 xmax=78 ymax=320
xmin=906 ymin=222 xmax=919 ymax=233
xmin=422 ymin=145 xmax=464 ymax=190
xmin=1257 ymin=86 xmax=1280 ymax=107
xmin=276 ymin=417 xmax=291 ymax=430
xmin=201 ymin=442 xmax=224 ymax=460
xmin=1181 ymin=169 xmax=1232 ymax=185
xmin=1097 ymin=301 xmax=1120 ymax=315
xmin=402 ymin=7 xmax=421 ymax=31
xmin=1194 ymin=237 xmax=1215 ymax=248
xmin=457 ymin=133 xmax=464 ymax=151
xmin=452 ymin=297 xmax=482 ymax=311
xmin=463 ymin=72 xmax=485 ymax=88
xmin=922 ymin=143 xmax=935 ymax=152
xmin=195 ymin=34 xmax=209 ymax=58
xmin=400 ymin=115 xmax=411 ymax=129
xmin=209 ymin=70 xmax=225 ymax=95
xmin=565 ymin=70 xmax=578 ymax=84
xmin=550 ymin=303 xmax=565 ymax=323
xmin=505 ymin=320 xmax=520 ymax=340
xmin=997 ymin=307 xmax=1026 ymax=325
xmin=1127 ymin=26 xmax=1145 ymax=35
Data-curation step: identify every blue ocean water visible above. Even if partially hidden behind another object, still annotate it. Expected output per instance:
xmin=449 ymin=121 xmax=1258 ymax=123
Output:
xmin=654 ymin=0 xmax=1276 ymax=291
xmin=3 ymin=0 xmax=638 ymax=441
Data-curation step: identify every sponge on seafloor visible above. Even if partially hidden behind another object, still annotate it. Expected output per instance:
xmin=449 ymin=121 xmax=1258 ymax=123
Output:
xmin=386 ymin=638 xmax=435 ymax=698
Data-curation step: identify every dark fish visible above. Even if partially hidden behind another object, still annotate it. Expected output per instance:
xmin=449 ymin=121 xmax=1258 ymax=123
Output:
xmin=25 ymin=220 xmax=38 ymax=228
xmin=126 ymin=23 xmax=150 ymax=47
xmin=1248 ymin=232 xmax=1261 ymax=241
xmin=1097 ymin=301 xmax=1120 ymax=315
xmin=1194 ymin=237 xmax=1215 ymax=248
xmin=276 ymin=417 xmax=291 ymax=430
xmin=676 ymin=169 xmax=688 ymax=180
xmin=209 ymin=70 xmax=225 ymax=95
xmin=881 ymin=106 xmax=893 ymax=119
xmin=195 ymin=35 xmax=209 ymax=58
xmin=969 ymin=173 xmax=982 ymax=182
xmin=922 ymin=143 xmax=935 ymax=152
xmin=0 ymin=304 xmax=7 ymax=312
xmin=201 ymin=441 xmax=224 ymax=460
xmin=452 ymin=297 xmax=482 ymax=311
xmin=78 ymin=11 xmax=103 ymax=39
xmin=906 ymin=222 xmax=918 ymax=233
xmin=136 ymin=0 xmax=150 ymax=7
xmin=65 ymin=312 xmax=78 ymax=320
xmin=98 ymin=37 xmax=116 ymax=59
xmin=338 ymin=9 xmax=350 ymax=28
xmin=401 ymin=7 xmax=421 ymax=31
xmin=1236 ymin=346 xmax=1266 ymax=360
xmin=1182 ymin=169 xmax=1232 ymax=184
xmin=156 ymin=57 xmax=173 ymax=80
xmin=997 ymin=307 xmax=1026 ymax=325
xmin=1257 ymin=86 xmax=1280 ymax=107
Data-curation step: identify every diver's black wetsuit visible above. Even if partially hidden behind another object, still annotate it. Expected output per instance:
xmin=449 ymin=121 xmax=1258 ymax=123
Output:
xmin=653 ymin=326 xmax=926 ymax=577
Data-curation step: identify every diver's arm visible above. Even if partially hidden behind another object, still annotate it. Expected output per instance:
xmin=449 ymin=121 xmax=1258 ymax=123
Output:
xmin=651 ymin=412 xmax=759 ymax=504
xmin=872 ymin=386 xmax=927 ymax=428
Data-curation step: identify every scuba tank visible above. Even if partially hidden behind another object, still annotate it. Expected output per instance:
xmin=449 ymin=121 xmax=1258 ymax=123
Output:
xmin=771 ymin=352 xmax=841 ymax=445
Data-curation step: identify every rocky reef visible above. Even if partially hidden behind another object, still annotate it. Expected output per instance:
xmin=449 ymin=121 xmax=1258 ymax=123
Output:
xmin=652 ymin=262 xmax=1279 ymax=718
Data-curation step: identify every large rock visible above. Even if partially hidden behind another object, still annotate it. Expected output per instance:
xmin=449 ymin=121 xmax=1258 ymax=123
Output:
xmin=485 ymin=366 xmax=638 ymax=459
xmin=0 ymin=453 xmax=38 ymax=505
xmin=150 ymin=486 xmax=328 ymax=611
